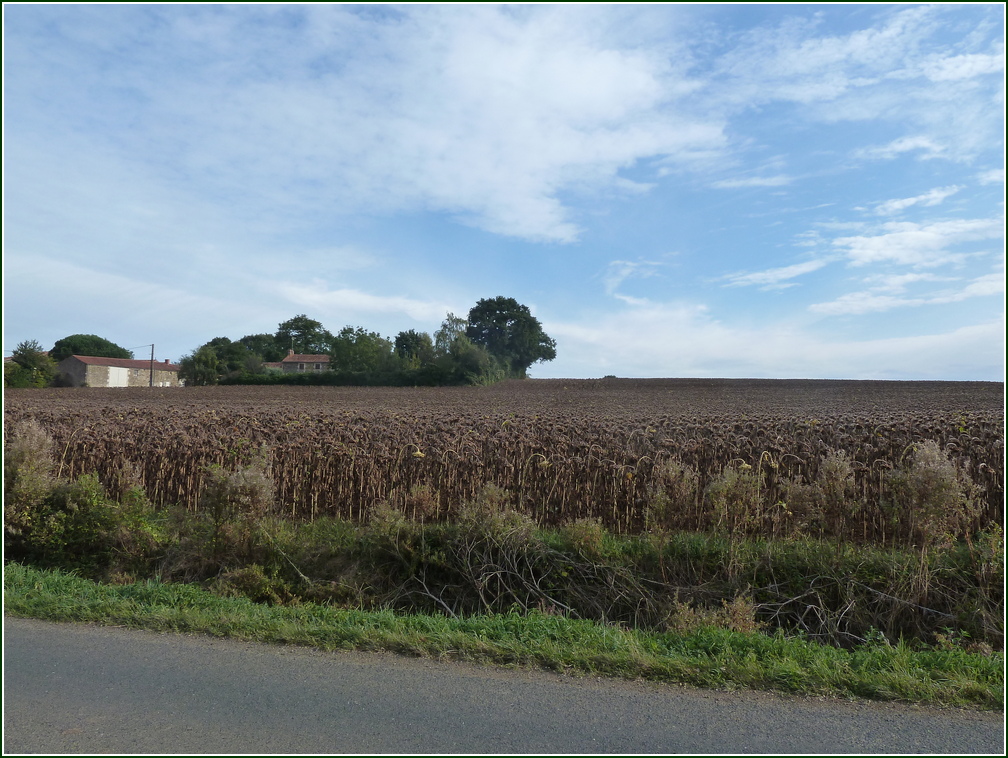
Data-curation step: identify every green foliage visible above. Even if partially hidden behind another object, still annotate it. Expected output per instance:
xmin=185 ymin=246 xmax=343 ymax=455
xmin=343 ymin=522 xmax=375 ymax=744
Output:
xmin=179 ymin=300 xmax=550 ymax=387
xmin=3 ymin=420 xmax=58 ymax=546
xmin=178 ymin=345 xmax=220 ymax=386
xmin=5 ymin=340 xmax=58 ymax=387
xmin=50 ymin=334 xmax=133 ymax=362
xmin=238 ymin=333 xmax=284 ymax=362
xmin=466 ymin=296 xmax=557 ymax=378
xmin=394 ymin=329 xmax=435 ymax=367
xmin=433 ymin=313 xmax=469 ymax=357
xmin=7 ymin=562 xmax=1003 ymax=709
xmin=330 ymin=326 xmax=395 ymax=373
xmin=199 ymin=457 xmax=275 ymax=565
xmin=275 ymin=314 xmax=334 ymax=355
xmin=206 ymin=337 xmax=260 ymax=377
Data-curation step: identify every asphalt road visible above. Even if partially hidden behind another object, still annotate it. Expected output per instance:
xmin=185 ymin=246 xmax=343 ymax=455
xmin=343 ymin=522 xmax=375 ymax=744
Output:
xmin=3 ymin=617 xmax=1004 ymax=754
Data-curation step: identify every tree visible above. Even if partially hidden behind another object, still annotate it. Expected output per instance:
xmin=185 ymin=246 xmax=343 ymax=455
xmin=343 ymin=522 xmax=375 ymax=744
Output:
xmin=394 ymin=330 xmax=435 ymax=367
xmin=275 ymin=315 xmax=334 ymax=355
xmin=205 ymin=337 xmax=257 ymax=376
xmin=178 ymin=346 xmax=220 ymax=386
xmin=50 ymin=334 xmax=133 ymax=363
xmin=330 ymin=326 xmax=394 ymax=373
xmin=239 ymin=333 xmax=284 ymax=362
xmin=5 ymin=340 xmax=58 ymax=388
xmin=466 ymin=297 xmax=556 ymax=378
xmin=433 ymin=313 xmax=469 ymax=357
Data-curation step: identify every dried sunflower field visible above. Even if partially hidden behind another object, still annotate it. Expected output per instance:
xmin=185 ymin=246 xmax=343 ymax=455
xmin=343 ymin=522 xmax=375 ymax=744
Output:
xmin=4 ymin=378 xmax=1003 ymax=546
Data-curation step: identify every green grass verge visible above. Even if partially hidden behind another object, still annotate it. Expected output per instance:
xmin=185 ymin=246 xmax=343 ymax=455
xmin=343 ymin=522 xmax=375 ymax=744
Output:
xmin=5 ymin=562 xmax=1002 ymax=710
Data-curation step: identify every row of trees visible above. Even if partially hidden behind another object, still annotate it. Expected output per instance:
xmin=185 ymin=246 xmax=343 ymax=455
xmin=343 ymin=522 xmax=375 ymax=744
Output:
xmin=180 ymin=296 xmax=557 ymax=386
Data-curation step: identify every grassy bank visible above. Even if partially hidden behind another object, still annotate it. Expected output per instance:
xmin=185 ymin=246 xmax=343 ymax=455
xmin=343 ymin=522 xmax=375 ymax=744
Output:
xmin=4 ymin=562 xmax=1003 ymax=710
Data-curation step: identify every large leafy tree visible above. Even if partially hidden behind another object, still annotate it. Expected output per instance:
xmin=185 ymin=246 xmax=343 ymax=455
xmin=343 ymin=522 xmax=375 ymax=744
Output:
xmin=50 ymin=334 xmax=133 ymax=363
xmin=275 ymin=315 xmax=333 ymax=355
xmin=466 ymin=297 xmax=556 ymax=378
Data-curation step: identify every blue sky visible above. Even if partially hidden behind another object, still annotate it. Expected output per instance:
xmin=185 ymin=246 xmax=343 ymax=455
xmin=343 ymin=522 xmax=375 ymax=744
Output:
xmin=3 ymin=3 xmax=1004 ymax=380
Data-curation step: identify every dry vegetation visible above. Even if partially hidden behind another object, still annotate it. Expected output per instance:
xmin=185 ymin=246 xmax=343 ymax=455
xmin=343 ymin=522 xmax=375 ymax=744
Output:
xmin=4 ymin=378 xmax=1003 ymax=547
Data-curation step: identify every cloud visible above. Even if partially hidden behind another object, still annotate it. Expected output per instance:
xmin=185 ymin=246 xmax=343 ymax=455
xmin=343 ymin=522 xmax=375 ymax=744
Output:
xmin=832 ymin=218 xmax=1003 ymax=267
xmin=2 ymin=255 xmax=262 ymax=361
xmin=919 ymin=52 xmax=1004 ymax=82
xmin=539 ymin=298 xmax=1005 ymax=380
xmin=4 ymin=4 xmax=735 ymax=246
xmin=721 ymin=259 xmax=830 ymax=290
xmin=977 ymin=168 xmax=1005 ymax=185
xmin=601 ymin=259 xmax=668 ymax=295
xmin=873 ymin=186 xmax=962 ymax=215
xmin=711 ymin=175 xmax=793 ymax=189
xmin=854 ymin=135 xmax=947 ymax=161
xmin=275 ymin=280 xmax=455 ymax=326
xmin=809 ymin=272 xmax=1004 ymax=315
xmin=858 ymin=272 xmax=954 ymax=293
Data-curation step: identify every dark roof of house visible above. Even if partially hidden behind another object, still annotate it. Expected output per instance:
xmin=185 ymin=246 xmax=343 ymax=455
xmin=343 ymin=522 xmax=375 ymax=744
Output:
xmin=63 ymin=355 xmax=181 ymax=371
xmin=281 ymin=354 xmax=330 ymax=363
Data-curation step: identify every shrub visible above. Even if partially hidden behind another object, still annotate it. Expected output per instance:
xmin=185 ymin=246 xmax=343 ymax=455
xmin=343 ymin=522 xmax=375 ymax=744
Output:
xmin=705 ymin=461 xmax=763 ymax=536
xmin=560 ymin=517 xmax=608 ymax=561
xmin=885 ymin=440 xmax=982 ymax=549
xmin=645 ymin=456 xmax=700 ymax=532
xmin=6 ymin=473 xmax=118 ymax=571
xmin=199 ymin=456 xmax=276 ymax=565
xmin=665 ymin=592 xmax=766 ymax=635
xmin=4 ymin=421 xmax=58 ymax=556
xmin=454 ymin=483 xmax=535 ymax=546
xmin=782 ymin=449 xmax=858 ymax=538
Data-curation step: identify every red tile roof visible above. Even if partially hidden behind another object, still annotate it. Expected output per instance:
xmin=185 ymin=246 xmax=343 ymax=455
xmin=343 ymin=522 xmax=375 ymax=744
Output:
xmin=281 ymin=354 xmax=330 ymax=363
xmin=64 ymin=355 xmax=180 ymax=371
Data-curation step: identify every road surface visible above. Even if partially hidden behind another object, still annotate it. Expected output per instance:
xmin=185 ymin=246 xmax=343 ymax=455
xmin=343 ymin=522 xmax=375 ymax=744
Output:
xmin=3 ymin=617 xmax=1003 ymax=754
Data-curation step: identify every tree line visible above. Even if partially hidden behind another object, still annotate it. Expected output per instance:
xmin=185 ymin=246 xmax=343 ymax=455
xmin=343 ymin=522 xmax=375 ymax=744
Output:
xmin=4 ymin=297 xmax=557 ymax=388
xmin=181 ymin=296 xmax=556 ymax=386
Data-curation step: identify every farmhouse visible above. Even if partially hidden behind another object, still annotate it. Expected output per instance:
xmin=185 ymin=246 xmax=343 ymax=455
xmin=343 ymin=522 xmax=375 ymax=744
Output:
xmin=57 ymin=355 xmax=182 ymax=387
xmin=280 ymin=349 xmax=330 ymax=373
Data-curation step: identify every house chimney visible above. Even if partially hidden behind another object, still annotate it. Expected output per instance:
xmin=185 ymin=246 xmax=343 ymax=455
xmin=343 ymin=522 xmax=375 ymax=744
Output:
xmin=288 ymin=348 xmax=295 ymax=357
xmin=164 ymin=359 xmax=170 ymax=364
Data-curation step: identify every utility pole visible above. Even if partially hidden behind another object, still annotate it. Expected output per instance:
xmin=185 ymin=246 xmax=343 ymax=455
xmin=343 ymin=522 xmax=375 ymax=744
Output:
xmin=149 ymin=344 xmax=155 ymax=387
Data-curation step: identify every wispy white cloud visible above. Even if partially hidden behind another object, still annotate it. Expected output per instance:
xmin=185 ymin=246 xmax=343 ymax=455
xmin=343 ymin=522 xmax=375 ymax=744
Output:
xmin=721 ymin=259 xmax=830 ymax=290
xmin=854 ymin=135 xmax=947 ymax=161
xmin=873 ymin=186 xmax=962 ymax=215
xmin=858 ymin=272 xmax=955 ymax=293
xmin=711 ymin=175 xmax=793 ymax=189
xmin=977 ymin=168 xmax=1005 ymax=185
xmin=832 ymin=218 xmax=1003 ymax=267
xmin=919 ymin=52 xmax=1004 ymax=82
xmin=601 ymin=258 xmax=668 ymax=295
xmin=809 ymin=272 xmax=1004 ymax=315
xmin=275 ymin=280 xmax=455 ymax=326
